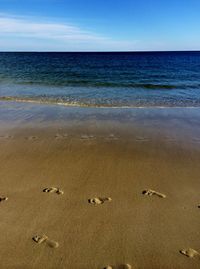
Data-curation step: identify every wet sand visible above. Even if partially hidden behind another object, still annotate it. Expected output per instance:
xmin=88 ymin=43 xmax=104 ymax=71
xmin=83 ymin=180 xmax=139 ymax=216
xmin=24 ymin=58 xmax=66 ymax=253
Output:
xmin=0 ymin=102 xmax=200 ymax=269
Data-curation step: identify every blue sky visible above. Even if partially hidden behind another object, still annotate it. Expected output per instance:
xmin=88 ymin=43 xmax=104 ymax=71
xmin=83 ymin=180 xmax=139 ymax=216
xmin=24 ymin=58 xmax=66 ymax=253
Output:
xmin=0 ymin=0 xmax=200 ymax=51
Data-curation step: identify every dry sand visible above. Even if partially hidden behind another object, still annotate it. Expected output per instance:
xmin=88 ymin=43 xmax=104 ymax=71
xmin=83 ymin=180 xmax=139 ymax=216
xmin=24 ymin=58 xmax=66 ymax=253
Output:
xmin=0 ymin=104 xmax=200 ymax=269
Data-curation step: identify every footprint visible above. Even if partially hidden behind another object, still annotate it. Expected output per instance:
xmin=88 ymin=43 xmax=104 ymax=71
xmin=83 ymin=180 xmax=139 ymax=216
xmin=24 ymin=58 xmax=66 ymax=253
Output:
xmin=104 ymin=264 xmax=132 ymax=269
xmin=142 ymin=189 xmax=166 ymax=198
xmin=26 ymin=136 xmax=38 ymax=141
xmin=0 ymin=135 xmax=13 ymax=139
xmin=43 ymin=187 xmax=64 ymax=195
xmin=0 ymin=197 xmax=8 ymax=202
xmin=46 ymin=239 xmax=59 ymax=248
xmin=55 ymin=134 xmax=62 ymax=140
xmin=180 ymin=248 xmax=200 ymax=258
xmin=32 ymin=234 xmax=59 ymax=248
xmin=55 ymin=134 xmax=68 ymax=140
xmin=135 ymin=136 xmax=149 ymax=142
xmin=106 ymin=134 xmax=119 ymax=140
xmin=81 ymin=134 xmax=95 ymax=140
xmin=33 ymin=234 xmax=48 ymax=244
xmin=88 ymin=197 xmax=112 ymax=205
xmin=164 ymin=136 xmax=176 ymax=142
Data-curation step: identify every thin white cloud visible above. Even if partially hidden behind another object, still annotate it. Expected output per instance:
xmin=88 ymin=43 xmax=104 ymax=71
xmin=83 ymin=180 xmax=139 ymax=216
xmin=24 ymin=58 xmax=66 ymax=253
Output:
xmin=0 ymin=16 xmax=104 ymax=41
xmin=0 ymin=14 xmax=137 ymax=51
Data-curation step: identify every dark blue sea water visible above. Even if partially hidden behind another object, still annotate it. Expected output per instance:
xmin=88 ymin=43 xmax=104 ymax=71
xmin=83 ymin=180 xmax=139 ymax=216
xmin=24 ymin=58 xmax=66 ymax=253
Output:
xmin=0 ymin=51 xmax=200 ymax=107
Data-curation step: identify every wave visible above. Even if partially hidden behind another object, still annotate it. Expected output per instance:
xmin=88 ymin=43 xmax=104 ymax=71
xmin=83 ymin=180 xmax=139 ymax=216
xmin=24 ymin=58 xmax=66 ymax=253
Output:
xmin=17 ymin=81 xmax=200 ymax=90
xmin=0 ymin=96 xmax=90 ymax=107
xmin=16 ymin=81 xmax=181 ymax=89
xmin=1 ymin=96 xmax=200 ymax=108
xmin=2 ymin=77 xmax=200 ymax=90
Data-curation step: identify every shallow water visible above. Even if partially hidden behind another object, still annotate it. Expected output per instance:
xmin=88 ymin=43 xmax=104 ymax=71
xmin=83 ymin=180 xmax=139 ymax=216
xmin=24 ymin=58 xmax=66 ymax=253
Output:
xmin=1 ymin=101 xmax=200 ymax=150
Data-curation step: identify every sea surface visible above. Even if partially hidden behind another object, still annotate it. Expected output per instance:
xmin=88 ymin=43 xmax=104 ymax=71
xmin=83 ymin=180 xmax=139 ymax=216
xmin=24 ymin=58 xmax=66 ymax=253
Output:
xmin=0 ymin=51 xmax=200 ymax=107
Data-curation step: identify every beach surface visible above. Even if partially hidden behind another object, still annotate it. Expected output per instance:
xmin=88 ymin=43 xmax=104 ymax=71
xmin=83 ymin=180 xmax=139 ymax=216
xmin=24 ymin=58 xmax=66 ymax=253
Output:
xmin=0 ymin=102 xmax=200 ymax=269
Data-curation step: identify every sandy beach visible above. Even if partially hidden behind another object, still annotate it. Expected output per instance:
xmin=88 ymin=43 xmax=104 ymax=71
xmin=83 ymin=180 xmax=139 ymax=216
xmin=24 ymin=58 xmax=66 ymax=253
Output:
xmin=0 ymin=102 xmax=200 ymax=269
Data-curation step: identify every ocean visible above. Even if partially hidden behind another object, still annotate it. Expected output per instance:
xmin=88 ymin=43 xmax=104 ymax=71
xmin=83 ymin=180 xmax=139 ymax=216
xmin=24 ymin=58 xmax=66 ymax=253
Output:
xmin=0 ymin=51 xmax=200 ymax=107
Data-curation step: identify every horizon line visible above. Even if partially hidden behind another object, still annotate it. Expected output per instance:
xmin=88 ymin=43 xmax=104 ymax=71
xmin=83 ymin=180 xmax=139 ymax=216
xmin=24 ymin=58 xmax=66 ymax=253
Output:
xmin=0 ymin=50 xmax=200 ymax=53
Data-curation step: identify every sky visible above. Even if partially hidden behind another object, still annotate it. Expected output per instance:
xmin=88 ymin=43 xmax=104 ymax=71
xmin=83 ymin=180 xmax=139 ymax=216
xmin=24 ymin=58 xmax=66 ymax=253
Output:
xmin=0 ymin=0 xmax=200 ymax=51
